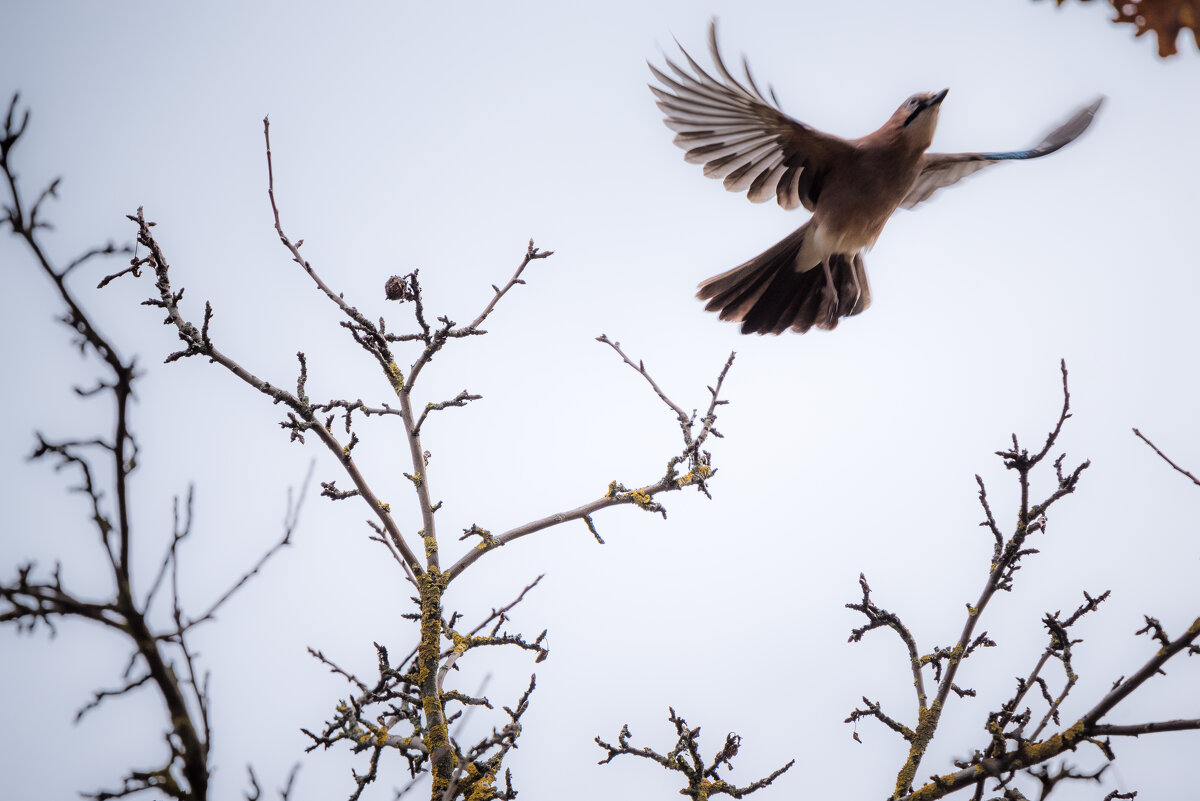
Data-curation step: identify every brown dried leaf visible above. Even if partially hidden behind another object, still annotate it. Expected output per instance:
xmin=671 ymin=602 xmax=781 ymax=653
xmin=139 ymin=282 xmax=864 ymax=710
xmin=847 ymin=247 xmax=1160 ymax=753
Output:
xmin=1109 ymin=0 xmax=1200 ymax=57
xmin=1040 ymin=0 xmax=1199 ymax=57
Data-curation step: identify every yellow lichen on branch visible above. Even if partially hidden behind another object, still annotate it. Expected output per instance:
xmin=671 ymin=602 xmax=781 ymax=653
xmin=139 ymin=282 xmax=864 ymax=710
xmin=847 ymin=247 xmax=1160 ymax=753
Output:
xmin=386 ymin=360 xmax=405 ymax=393
xmin=624 ymin=489 xmax=653 ymax=506
xmin=675 ymin=464 xmax=712 ymax=487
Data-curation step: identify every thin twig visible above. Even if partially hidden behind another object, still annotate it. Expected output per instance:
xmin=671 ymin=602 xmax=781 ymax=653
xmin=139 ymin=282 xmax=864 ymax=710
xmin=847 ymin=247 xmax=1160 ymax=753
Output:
xmin=1132 ymin=427 xmax=1200 ymax=486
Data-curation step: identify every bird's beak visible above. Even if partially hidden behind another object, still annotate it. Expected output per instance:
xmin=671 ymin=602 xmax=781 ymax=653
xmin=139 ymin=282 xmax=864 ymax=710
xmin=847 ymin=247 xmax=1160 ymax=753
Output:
xmin=930 ymin=88 xmax=949 ymax=107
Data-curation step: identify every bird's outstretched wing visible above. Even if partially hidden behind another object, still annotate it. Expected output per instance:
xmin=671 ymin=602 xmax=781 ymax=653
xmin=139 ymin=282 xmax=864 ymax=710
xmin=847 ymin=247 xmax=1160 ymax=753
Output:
xmin=650 ymin=20 xmax=854 ymax=211
xmin=900 ymin=96 xmax=1104 ymax=210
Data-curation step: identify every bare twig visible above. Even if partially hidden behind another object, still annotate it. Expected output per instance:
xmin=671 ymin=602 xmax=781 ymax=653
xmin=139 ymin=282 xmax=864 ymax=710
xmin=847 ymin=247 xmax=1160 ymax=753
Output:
xmin=1132 ymin=428 xmax=1200 ymax=487
xmin=596 ymin=707 xmax=793 ymax=799
xmin=444 ymin=346 xmax=734 ymax=582
xmin=3 ymin=95 xmax=209 ymax=800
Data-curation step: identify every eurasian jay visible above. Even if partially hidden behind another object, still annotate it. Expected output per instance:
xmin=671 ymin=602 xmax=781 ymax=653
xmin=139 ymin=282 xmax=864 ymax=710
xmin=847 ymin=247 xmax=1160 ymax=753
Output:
xmin=651 ymin=21 xmax=1103 ymax=335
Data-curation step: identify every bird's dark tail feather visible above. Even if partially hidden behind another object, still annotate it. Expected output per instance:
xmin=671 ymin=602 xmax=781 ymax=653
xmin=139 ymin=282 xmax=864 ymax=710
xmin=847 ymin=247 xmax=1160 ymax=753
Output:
xmin=696 ymin=223 xmax=871 ymax=335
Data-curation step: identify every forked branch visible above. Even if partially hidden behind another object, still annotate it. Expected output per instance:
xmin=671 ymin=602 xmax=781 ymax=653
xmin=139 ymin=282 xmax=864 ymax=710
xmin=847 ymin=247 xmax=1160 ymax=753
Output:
xmin=846 ymin=362 xmax=1200 ymax=800
xmin=596 ymin=707 xmax=794 ymax=800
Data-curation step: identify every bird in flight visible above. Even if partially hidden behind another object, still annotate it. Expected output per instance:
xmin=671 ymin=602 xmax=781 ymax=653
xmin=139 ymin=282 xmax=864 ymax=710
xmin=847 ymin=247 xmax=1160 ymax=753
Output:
xmin=650 ymin=21 xmax=1103 ymax=335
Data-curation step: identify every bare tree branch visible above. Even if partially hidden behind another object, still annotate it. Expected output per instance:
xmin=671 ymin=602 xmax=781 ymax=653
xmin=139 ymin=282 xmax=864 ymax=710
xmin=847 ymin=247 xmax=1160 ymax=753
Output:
xmin=1132 ymin=427 xmax=1200 ymax=486
xmin=596 ymin=707 xmax=794 ymax=799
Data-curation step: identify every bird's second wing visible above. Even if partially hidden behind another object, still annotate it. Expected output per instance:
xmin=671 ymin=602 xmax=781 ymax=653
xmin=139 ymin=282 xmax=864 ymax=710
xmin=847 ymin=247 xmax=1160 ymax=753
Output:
xmin=650 ymin=20 xmax=854 ymax=212
xmin=900 ymin=96 xmax=1104 ymax=210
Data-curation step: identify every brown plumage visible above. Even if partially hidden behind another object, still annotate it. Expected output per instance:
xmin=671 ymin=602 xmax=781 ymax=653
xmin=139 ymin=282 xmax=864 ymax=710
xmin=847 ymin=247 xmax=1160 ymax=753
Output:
xmin=651 ymin=20 xmax=1103 ymax=335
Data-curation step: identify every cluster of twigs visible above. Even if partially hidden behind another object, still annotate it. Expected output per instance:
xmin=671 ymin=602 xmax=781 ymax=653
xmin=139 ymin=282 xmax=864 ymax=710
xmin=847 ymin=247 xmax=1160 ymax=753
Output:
xmin=302 ymin=578 xmax=545 ymax=801
xmin=845 ymin=362 xmax=1200 ymax=800
xmin=596 ymin=708 xmax=794 ymax=800
xmin=81 ymin=115 xmax=738 ymax=798
xmin=1 ymin=94 xmax=306 ymax=801
xmin=9 ymin=87 xmax=1197 ymax=801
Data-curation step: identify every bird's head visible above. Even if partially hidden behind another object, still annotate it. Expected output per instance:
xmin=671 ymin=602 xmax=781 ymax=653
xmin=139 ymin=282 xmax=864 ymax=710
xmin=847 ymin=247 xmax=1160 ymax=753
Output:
xmin=890 ymin=89 xmax=948 ymax=149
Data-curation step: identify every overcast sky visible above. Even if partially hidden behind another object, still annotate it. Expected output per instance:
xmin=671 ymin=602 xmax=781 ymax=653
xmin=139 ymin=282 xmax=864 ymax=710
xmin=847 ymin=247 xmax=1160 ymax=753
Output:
xmin=2 ymin=3 xmax=1198 ymax=800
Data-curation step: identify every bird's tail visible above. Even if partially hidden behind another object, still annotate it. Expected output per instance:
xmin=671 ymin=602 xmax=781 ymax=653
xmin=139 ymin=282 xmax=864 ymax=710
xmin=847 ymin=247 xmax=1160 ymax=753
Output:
xmin=696 ymin=223 xmax=871 ymax=335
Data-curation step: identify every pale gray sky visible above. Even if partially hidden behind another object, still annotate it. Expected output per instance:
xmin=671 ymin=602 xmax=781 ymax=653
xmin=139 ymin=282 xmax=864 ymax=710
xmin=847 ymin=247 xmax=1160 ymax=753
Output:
xmin=2 ymin=3 xmax=1198 ymax=800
